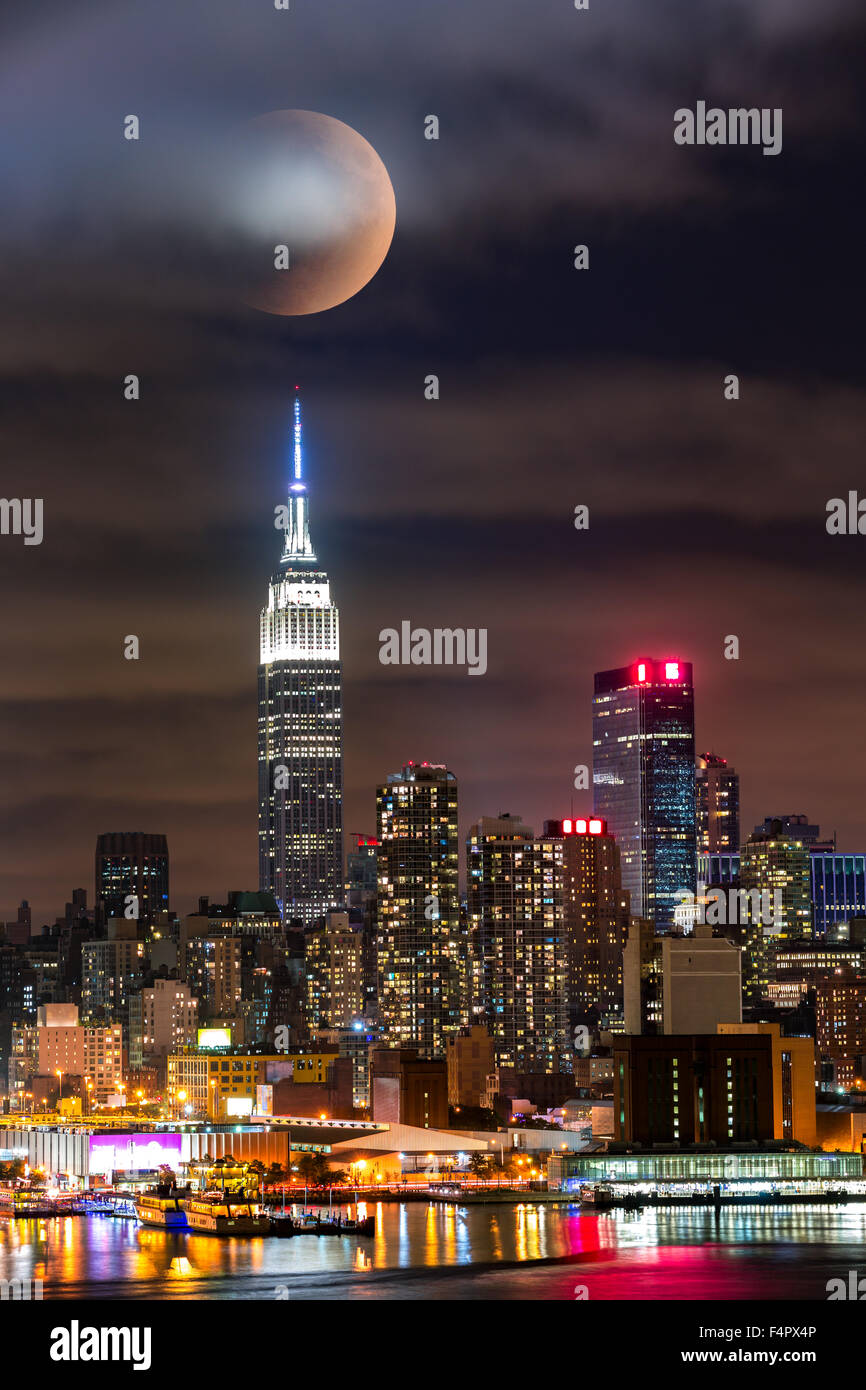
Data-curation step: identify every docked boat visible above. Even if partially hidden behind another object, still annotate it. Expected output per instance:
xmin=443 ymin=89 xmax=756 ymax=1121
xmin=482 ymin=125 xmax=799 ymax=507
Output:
xmin=0 ymin=1185 xmax=62 ymax=1218
xmin=340 ymin=1215 xmax=375 ymax=1236
xmin=579 ymin=1183 xmax=614 ymax=1208
xmin=134 ymin=1187 xmax=189 ymax=1229
xmin=282 ymin=1208 xmax=375 ymax=1237
xmin=292 ymin=1210 xmax=339 ymax=1235
xmin=185 ymin=1191 xmax=271 ymax=1236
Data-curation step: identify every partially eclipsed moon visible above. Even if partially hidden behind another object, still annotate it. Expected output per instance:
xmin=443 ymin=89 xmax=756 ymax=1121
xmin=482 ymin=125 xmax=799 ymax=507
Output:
xmin=236 ymin=110 xmax=396 ymax=316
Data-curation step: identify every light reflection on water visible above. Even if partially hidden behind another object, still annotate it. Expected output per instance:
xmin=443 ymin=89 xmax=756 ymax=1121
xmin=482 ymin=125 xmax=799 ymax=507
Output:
xmin=1 ymin=1202 xmax=864 ymax=1300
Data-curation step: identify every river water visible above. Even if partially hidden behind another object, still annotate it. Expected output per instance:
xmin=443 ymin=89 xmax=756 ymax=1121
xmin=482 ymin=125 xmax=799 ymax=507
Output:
xmin=1 ymin=1201 xmax=862 ymax=1300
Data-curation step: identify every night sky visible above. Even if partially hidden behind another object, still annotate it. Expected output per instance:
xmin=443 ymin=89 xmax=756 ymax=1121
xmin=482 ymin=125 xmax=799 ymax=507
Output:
xmin=2 ymin=0 xmax=865 ymax=927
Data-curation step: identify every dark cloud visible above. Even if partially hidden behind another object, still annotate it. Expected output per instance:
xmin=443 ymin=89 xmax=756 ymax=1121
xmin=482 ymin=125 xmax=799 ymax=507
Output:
xmin=1 ymin=0 xmax=864 ymax=923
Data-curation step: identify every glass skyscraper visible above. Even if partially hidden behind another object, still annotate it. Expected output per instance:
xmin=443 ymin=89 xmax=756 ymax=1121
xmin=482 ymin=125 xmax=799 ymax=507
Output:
xmin=257 ymin=395 xmax=343 ymax=926
xmin=592 ymin=658 xmax=697 ymax=931
xmin=811 ymin=853 xmax=866 ymax=937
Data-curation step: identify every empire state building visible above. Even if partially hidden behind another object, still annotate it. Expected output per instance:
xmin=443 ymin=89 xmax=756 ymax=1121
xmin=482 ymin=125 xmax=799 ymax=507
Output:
xmin=258 ymin=394 xmax=343 ymax=925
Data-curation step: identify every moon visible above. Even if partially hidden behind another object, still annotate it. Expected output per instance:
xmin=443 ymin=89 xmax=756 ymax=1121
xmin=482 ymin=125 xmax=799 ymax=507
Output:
xmin=233 ymin=110 xmax=396 ymax=316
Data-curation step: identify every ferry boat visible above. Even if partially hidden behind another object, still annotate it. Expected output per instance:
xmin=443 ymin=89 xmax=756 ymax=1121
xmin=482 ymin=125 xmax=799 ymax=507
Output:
xmin=133 ymin=1187 xmax=189 ymax=1229
xmin=0 ymin=1185 xmax=62 ymax=1218
xmin=185 ymin=1191 xmax=271 ymax=1236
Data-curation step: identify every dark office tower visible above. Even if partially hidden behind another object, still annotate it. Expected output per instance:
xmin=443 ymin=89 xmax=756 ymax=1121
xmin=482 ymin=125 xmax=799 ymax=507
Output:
xmin=696 ymin=753 xmax=740 ymax=854
xmin=346 ymin=835 xmax=379 ymax=1023
xmin=593 ymin=658 xmax=697 ymax=931
xmin=542 ymin=817 xmax=631 ymax=1023
xmin=346 ymin=836 xmax=378 ymax=908
xmin=467 ymin=813 xmax=568 ymax=1073
xmin=258 ymin=394 xmax=343 ymax=926
xmin=753 ymin=814 xmax=834 ymax=852
xmin=94 ymin=832 xmax=169 ymax=926
xmin=376 ymin=763 xmax=461 ymax=1058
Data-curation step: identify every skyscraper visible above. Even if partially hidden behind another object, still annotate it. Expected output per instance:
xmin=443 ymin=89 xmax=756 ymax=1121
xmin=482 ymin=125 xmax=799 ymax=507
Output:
xmin=696 ymin=752 xmax=740 ymax=854
xmin=542 ymin=816 xmax=630 ymax=1023
xmin=376 ymin=762 xmax=461 ymax=1058
xmin=81 ymin=923 xmax=144 ymax=1025
xmin=739 ymin=824 xmax=812 ymax=1006
xmin=467 ymin=813 xmax=569 ymax=1073
xmin=258 ymin=395 xmax=343 ymax=925
xmin=593 ymin=658 xmax=697 ymax=930
xmin=753 ymin=814 xmax=834 ymax=851
xmin=94 ymin=832 xmax=169 ymax=926
xmin=467 ymin=814 xmax=625 ymax=1071
xmin=306 ymin=910 xmax=365 ymax=1030
xmin=811 ymin=852 xmax=866 ymax=937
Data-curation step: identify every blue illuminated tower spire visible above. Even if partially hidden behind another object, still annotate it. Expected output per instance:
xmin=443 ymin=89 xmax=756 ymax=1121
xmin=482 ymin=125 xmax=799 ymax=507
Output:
xmin=260 ymin=389 xmax=343 ymax=926
xmin=282 ymin=387 xmax=316 ymax=565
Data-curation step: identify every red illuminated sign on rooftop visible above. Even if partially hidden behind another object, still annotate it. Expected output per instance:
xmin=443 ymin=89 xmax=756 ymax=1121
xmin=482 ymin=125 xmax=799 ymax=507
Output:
xmin=634 ymin=659 xmax=683 ymax=685
xmin=560 ymin=817 xmax=607 ymax=837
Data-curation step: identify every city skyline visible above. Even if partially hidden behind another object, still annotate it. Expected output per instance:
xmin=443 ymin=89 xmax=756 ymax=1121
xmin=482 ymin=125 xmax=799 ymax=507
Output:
xmin=5 ymin=607 xmax=863 ymax=929
xmin=3 ymin=0 xmax=866 ymax=1327
xmin=2 ymin=368 xmax=859 ymax=931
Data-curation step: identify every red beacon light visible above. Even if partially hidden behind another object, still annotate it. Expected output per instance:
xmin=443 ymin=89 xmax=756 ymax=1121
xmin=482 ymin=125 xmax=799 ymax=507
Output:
xmin=576 ymin=819 xmax=588 ymax=834
xmin=562 ymin=818 xmax=573 ymax=834
xmin=637 ymin=663 xmax=647 ymax=682
xmin=665 ymin=662 xmax=680 ymax=680
xmin=589 ymin=818 xmax=603 ymax=835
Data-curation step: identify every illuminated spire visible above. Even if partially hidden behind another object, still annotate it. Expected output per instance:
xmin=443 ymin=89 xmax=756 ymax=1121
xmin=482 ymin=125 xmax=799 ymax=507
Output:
xmin=282 ymin=388 xmax=316 ymax=565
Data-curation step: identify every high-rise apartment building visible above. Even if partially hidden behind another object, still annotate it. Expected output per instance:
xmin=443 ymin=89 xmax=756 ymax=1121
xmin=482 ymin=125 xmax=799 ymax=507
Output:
xmin=696 ymin=752 xmax=740 ymax=853
xmin=258 ymin=395 xmax=343 ymax=924
xmin=376 ymin=763 xmax=461 ymax=1058
xmin=544 ymin=816 xmax=631 ymax=1021
xmin=739 ymin=825 xmax=812 ymax=1006
xmin=81 ymin=921 xmax=145 ymax=1024
xmin=467 ymin=813 xmax=570 ymax=1073
xmin=306 ymin=910 xmax=365 ymax=1029
xmin=816 ymin=966 xmax=866 ymax=1088
xmin=593 ymin=658 xmax=696 ymax=930
xmin=128 ymin=979 xmax=198 ymax=1068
